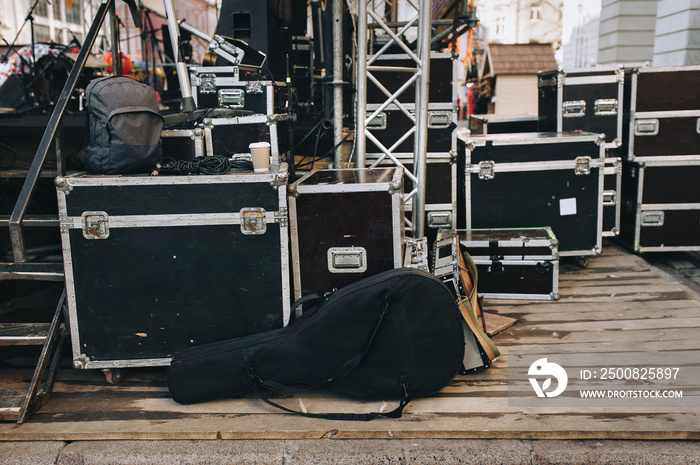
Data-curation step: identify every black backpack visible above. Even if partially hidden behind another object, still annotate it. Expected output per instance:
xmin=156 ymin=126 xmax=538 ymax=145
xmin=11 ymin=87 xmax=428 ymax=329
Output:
xmin=167 ymin=268 xmax=468 ymax=420
xmin=84 ymin=76 xmax=163 ymax=174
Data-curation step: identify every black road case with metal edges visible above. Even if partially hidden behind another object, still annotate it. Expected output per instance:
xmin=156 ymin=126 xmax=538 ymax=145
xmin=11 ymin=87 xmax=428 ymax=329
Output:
xmin=366 ymin=152 xmax=457 ymax=244
xmin=538 ymin=65 xmax=625 ymax=149
xmin=56 ymin=165 xmax=292 ymax=370
xmin=603 ymin=157 xmax=622 ymax=237
xmin=398 ymin=157 xmax=456 ymax=245
xmin=433 ymin=227 xmax=559 ymax=301
xmin=365 ymin=52 xmax=458 ymax=104
xmin=201 ymin=113 xmax=289 ymax=164
xmin=160 ymin=127 xmax=206 ymax=161
xmin=469 ymin=113 xmax=540 ymax=135
xmin=365 ymin=103 xmax=457 ymax=157
xmin=620 ymin=159 xmax=700 ymax=252
xmin=289 ymin=168 xmax=405 ymax=300
xmin=457 ymin=132 xmax=605 ymax=256
xmin=619 ymin=65 xmax=700 ymax=161
xmin=190 ymin=66 xmax=287 ymax=114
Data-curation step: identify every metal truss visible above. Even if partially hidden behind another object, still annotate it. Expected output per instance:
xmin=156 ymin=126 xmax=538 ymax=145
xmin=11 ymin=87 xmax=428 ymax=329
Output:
xmin=355 ymin=0 xmax=432 ymax=239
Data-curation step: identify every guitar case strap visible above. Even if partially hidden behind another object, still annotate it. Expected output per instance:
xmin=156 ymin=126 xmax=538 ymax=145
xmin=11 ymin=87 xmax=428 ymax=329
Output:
xmin=248 ymin=296 xmax=413 ymax=420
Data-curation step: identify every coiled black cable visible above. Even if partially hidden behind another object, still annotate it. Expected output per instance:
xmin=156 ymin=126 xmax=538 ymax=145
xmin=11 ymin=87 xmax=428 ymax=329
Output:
xmin=153 ymin=155 xmax=231 ymax=175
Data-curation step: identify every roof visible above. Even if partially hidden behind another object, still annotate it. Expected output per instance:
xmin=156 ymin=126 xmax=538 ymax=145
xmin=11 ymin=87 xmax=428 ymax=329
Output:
xmin=482 ymin=43 xmax=558 ymax=78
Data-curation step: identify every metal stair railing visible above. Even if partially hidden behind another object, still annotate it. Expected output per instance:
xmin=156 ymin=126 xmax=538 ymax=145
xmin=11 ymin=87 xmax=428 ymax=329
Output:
xmin=7 ymin=0 xmax=113 ymax=266
xmin=0 ymin=0 xmax=122 ymax=425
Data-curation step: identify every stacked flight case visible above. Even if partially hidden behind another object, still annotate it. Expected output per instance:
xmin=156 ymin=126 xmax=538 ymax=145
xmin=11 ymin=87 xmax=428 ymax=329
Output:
xmin=289 ymin=168 xmax=404 ymax=300
xmin=364 ymin=52 xmax=459 ymax=242
xmin=538 ymin=65 xmax=627 ymax=238
xmin=56 ymin=166 xmax=292 ymax=370
xmin=159 ymin=66 xmax=290 ymax=165
xmin=469 ymin=114 xmax=540 ymax=135
xmin=433 ymin=227 xmax=559 ymax=301
xmin=617 ymin=65 xmax=700 ymax=251
xmin=538 ymin=65 xmax=625 ymax=149
xmin=457 ymin=131 xmax=605 ymax=257
xmin=189 ymin=66 xmax=288 ymax=114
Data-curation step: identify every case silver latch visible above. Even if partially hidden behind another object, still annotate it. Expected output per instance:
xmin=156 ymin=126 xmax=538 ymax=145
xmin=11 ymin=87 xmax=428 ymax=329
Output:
xmin=594 ymin=99 xmax=618 ymax=115
xmin=641 ymin=211 xmax=664 ymax=226
xmin=218 ymin=88 xmax=245 ymax=108
xmin=199 ymin=73 xmax=217 ymax=93
xmin=603 ymin=190 xmax=617 ymax=206
xmin=635 ymin=119 xmax=659 ymax=136
xmin=427 ymin=211 xmax=453 ymax=229
xmin=575 ymin=156 xmax=591 ymax=175
xmin=246 ymin=81 xmax=263 ymax=94
xmin=478 ymin=160 xmax=495 ymax=180
xmin=327 ymin=247 xmax=367 ymax=273
xmin=366 ymin=112 xmax=387 ymax=130
xmin=81 ymin=211 xmax=109 ymax=239
xmin=427 ymin=111 xmax=451 ymax=128
xmin=240 ymin=208 xmax=267 ymax=235
xmin=563 ymin=100 xmax=586 ymax=117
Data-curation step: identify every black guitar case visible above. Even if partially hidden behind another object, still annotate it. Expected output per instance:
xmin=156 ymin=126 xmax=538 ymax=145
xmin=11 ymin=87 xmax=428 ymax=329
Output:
xmin=167 ymin=268 xmax=466 ymax=419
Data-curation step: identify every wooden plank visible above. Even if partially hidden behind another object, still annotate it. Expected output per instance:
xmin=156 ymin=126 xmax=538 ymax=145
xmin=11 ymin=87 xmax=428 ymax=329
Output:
xmin=485 ymin=299 xmax=700 ymax=314
xmin=0 ymin=389 xmax=24 ymax=422
xmin=512 ymin=307 xmax=700 ymax=323
xmin=0 ymin=245 xmax=698 ymax=440
xmin=484 ymin=312 xmax=518 ymax=336
xmin=0 ymin=323 xmax=49 ymax=346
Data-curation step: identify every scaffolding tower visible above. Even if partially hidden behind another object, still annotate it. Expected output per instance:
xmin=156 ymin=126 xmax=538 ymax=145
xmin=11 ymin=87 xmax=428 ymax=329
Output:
xmin=355 ymin=0 xmax=433 ymax=240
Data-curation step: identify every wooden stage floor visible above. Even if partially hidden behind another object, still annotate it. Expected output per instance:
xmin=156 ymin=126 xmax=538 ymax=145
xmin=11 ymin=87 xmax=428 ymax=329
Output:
xmin=1 ymin=243 xmax=699 ymax=441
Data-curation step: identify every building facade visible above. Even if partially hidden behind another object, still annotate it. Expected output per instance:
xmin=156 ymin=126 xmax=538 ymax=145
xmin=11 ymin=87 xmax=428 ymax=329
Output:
xmin=0 ymin=0 xmax=217 ymax=63
xmin=562 ymin=0 xmax=700 ymax=67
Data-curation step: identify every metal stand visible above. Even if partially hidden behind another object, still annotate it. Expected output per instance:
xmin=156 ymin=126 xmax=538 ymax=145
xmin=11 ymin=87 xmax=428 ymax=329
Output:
xmin=162 ymin=0 xmax=196 ymax=112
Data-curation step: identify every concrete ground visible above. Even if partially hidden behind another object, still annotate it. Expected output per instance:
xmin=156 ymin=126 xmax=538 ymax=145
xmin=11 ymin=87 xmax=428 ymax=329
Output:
xmin=2 ymin=439 xmax=700 ymax=464
xmin=643 ymin=250 xmax=700 ymax=301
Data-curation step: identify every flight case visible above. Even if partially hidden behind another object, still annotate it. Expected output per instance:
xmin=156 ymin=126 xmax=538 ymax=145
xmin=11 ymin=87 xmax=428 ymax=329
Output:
xmin=56 ymin=165 xmax=291 ymax=369
xmin=457 ymin=132 xmax=605 ymax=256
xmin=365 ymin=52 xmax=458 ymax=104
xmin=469 ymin=114 xmax=540 ymax=135
xmin=434 ymin=227 xmax=559 ymax=301
xmin=190 ymin=66 xmax=287 ymax=114
xmin=620 ymin=65 xmax=700 ymax=161
xmin=538 ymin=65 xmax=624 ymax=149
xmin=289 ymin=168 xmax=404 ymax=300
xmin=620 ymin=158 xmax=700 ymax=252
xmin=603 ymin=157 xmax=622 ymax=237
xmin=160 ymin=127 xmax=206 ymax=160
xmin=365 ymin=103 xmax=457 ymax=157
xmin=201 ymin=113 xmax=289 ymax=164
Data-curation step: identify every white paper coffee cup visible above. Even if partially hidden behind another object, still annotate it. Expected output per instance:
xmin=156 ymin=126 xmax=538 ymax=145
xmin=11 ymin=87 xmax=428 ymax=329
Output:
xmin=249 ymin=142 xmax=271 ymax=173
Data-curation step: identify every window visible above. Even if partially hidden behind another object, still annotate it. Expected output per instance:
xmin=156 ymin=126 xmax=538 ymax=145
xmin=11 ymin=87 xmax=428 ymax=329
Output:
xmin=34 ymin=24 xmax=51 ymax=42
xmin=531 ymin=6 xmax=542 ymax=22
xmin=496 ymin=17 xmax=505 ymax=35
xmin=66 ymin=1 xmax=81 ymax=25
xmin=35 ymin=0 xmax=49 ymax=18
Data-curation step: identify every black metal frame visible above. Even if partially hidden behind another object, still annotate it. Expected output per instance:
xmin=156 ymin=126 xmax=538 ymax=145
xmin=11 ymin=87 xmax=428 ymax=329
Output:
xmin=8 ymin=0 xmax=114 ymax=264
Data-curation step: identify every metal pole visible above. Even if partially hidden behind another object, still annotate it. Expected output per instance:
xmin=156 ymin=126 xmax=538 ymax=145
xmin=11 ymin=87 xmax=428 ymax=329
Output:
xmin=332 ymin=0 xmax=344 ymax=168
xmin=411 ymin=0 xmax=432 ymax=239
xmin=162 ymin=0 xmax=195 ymax=111
xmin=9 ymin=0 xmax=114 ymax=263
xmin=109 ymin=0 xmax=121 ymax=75
xmin=355 ymin=0 xmax=367 ymax=168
